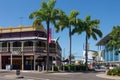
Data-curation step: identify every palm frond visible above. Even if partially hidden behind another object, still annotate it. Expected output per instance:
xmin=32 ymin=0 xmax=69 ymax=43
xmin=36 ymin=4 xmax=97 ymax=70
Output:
xmin=85 ymin=15 xmax=91 ymax=22
xmin=41 ymin=2 xmax=48 ymax=9
xmin=48 ymin=0 xmax=56 ymax=9
xmin=91 ymin=32 xmax=97 ymax=40
xmin=69 ymin=10 xmax=79 ymax=19
xmin=92 ymin=28 xmax=103 ymax=38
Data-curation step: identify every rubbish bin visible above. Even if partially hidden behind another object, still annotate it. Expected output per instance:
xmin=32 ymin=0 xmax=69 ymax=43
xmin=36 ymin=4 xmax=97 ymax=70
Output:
xmin=16 ymin=69 xmax=20 ymax=76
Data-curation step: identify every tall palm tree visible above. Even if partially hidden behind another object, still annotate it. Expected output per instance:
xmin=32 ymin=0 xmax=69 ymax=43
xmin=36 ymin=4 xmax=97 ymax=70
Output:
xmin=29 ymin=0 xmax=65 ymax=71
xmin=83 ymin=15 xmax=102 ymax=71
xmin=56 ymin=10 xmax=80 ymax=64
xmin=73 ymin=15 xmax=102 ymax=71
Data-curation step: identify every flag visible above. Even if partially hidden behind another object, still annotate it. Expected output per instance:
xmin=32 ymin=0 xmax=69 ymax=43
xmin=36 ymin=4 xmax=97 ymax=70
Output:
xmin=48 ymin=28 xmax=52 ymax=43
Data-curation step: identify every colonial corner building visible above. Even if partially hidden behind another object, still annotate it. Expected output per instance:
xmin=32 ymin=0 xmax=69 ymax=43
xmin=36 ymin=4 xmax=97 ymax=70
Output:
xmin=0 ymin=24 xmax=62 ymax=70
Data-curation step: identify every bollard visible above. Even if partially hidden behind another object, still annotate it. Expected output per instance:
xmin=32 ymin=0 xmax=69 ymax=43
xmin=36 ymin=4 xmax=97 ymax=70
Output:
xmin=16 ymin=69 xmax=24 ymax=79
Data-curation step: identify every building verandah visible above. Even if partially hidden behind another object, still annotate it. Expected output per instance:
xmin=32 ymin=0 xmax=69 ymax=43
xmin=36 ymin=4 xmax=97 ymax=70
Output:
xmin=0 ymin=38 xmax=61 ymax=70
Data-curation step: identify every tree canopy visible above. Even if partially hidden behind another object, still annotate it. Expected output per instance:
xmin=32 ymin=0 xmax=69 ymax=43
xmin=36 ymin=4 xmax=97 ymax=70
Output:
xmin=107 ymin=26 xmax=120 ymax=55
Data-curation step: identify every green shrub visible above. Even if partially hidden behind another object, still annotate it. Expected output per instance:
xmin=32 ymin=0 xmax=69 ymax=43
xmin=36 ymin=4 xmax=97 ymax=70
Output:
xmin=50 ymin=66 xmax=58 ymax=71
xmin=61 ymin=64 xmax=86 ymax=71
xmin=54 ymin=66 xmax=59 ymax=71
xmin=107 ymin=67 xmax=120 ymax=76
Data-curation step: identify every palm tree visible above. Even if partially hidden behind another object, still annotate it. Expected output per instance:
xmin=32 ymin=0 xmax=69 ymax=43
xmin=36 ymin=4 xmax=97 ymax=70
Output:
xmin=83 ymin=15 xmax=102 ymax=71
xmin=56 ymin=10 xmax=80 ymax=64
xmin=29 ymin=0 xmax=65 ymax=71
xmin=73 ymin=15 xmax=102 ymax=71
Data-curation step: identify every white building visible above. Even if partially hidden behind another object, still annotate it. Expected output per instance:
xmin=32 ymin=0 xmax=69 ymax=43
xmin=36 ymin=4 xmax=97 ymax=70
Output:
xmin=82 ymin=50 xmax=98 ymax=64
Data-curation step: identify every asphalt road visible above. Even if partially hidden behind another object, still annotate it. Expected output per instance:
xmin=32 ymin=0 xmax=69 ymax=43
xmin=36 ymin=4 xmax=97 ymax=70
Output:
xmin=0 ymin=70 xmax=114 ymax=80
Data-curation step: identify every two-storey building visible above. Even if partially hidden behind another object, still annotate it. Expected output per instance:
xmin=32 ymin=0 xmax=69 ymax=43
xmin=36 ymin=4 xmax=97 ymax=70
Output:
xmin=0 ymin=24 xmax=62 ymax=70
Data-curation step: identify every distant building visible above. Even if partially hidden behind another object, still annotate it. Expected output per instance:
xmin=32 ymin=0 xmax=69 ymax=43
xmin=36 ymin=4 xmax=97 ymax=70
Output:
xmin=82 ymin=50 xmax=98 ymax=64
xmin=96 ymin=34 xmax=120 ymax=64
xmin=0 ymin=25 xmax=62 ymax=70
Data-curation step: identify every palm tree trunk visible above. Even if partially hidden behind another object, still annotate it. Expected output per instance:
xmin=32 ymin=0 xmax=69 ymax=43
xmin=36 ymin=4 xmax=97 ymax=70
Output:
xmin=69 ymin=26 xmax=72 ymax=65
xmin=85 ymin=35 xmax=88 ymax=71
xmin=46 ymin=21 xmax=50 ymax=72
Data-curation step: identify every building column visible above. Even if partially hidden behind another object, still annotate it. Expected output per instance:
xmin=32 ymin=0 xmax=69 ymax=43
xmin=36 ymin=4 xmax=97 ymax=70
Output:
xmin=33 ymin=41 xmax=37 ymax=71
xmin=119 ymin=54 xmax=120 ymax=61
xmin=113 ymin=49 xmax=114 ymax=61
xmin=21 ymin=41 xmax=25 ymax=52
xmin=21 ymin=41 xmax=25 ymax=70
xmin=10 ymin=42 xmax=13 ymax=66
xmin=0 ymin=42 xmax=2 ymax=52
xmin=7 ymin=42 xmax=9 ymax=52
xmin=33 ymin=41 xmax=37 ymax=51
xmin=0 ymin=54 xmax=2 ymax=69
xmin=108 ymin=51 xmax=110 ymax=62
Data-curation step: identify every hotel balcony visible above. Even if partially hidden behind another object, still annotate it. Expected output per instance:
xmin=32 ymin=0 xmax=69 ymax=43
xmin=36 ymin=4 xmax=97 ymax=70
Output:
xmin=0 ymin=46 xmax=61 ymax=54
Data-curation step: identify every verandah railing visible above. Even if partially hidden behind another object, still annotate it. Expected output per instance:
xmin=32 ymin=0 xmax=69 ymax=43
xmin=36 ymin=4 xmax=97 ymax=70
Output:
xmin=0 ymin=47 xmax=60 ymax=53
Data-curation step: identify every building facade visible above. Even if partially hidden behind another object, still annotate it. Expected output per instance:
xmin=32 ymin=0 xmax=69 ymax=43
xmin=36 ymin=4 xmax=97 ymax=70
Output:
xmin=82 ymin=50 xmax=97 ymax=64
xmin=0 ymin=25 xmax=62 ymax=70
xmin=96 ymin=34 xmax=120 ymax=64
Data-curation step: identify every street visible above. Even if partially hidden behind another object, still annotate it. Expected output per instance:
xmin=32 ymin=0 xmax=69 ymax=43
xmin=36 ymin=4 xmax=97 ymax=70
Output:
xmin=0 ymin=70 xmax=115 ymax=80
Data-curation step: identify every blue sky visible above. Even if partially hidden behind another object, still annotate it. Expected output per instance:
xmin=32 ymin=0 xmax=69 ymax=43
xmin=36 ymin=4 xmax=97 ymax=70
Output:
xmin=0 ymin=0 xmax=120 ymax=59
